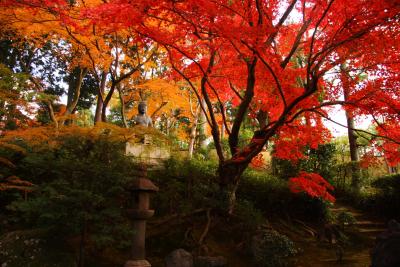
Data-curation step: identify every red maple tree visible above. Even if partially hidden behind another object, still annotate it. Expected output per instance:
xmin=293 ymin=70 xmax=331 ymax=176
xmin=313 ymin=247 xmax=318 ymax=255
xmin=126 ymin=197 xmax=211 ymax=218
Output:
xmin=3 ymin=0 xmax=400 ymax=211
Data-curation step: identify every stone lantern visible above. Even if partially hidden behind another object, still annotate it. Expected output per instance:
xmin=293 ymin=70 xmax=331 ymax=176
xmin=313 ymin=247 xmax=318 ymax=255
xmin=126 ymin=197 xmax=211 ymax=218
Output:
xmin=125 ymin=166 xmax=159 ymax=267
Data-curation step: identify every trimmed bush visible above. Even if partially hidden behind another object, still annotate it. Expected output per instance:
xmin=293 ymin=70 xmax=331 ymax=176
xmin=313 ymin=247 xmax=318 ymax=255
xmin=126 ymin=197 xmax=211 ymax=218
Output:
xmin=251 ymin=228 xmax=297 ymax=267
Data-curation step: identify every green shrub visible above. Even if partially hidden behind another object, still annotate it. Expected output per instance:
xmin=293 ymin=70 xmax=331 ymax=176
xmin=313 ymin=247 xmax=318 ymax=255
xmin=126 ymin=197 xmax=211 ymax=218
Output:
xmin=332 ymin=161 xmax=370 ymax=192
xmin=344 ymin=174 xmax=400 ymax=220
xmin=372 ymin=173 xmax=400 ymax=189
xmin=251 ymin=229 xmax=297 ymax=267
xmin=0 ymin=230 xmax=75 ymax=267
xmin=4 ymin=126 xmax=142 ymax=265
xmin=336 ymin=211 xmax=356 ymax=230
xmin=154 ymin=157 xmax=331 ymax=223
xmin=235 ymin=199 xmax=265 ymax=231
xmin=272 ymin=143 xmax=337 ymax=181
xmin=150 ymin=157 xmax=220 ymax=215
xmin=369 ymin=174 xmax=400 ymax=220
xmin=238 ymin=169 xmax=329 ymax=222
xmin=239 ymin=168 xmax=290 ymax=214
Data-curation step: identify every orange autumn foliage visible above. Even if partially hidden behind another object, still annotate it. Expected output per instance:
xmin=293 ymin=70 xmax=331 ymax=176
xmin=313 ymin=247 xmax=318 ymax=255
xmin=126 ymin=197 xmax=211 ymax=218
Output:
xmin=0 ymin=141 xmax=33 ymax=192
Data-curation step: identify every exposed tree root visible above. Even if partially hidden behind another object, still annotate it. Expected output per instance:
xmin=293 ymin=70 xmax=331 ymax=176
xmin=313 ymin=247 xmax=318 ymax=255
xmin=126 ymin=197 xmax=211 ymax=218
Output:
xmin=198 ymin=209 xmax=211 ymax=246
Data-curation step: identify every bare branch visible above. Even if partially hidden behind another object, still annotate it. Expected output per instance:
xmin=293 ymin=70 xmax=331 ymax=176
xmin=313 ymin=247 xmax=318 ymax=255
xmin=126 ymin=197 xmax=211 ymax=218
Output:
xmin=314 ymin=110 xmax=400 ymax=145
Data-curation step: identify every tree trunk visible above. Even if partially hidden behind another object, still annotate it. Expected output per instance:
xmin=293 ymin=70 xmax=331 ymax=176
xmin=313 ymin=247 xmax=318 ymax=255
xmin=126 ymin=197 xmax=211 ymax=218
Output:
xmin=117 ymin=85 xmax=128 ymax=128
xmin=101 ymin=81 xmax=117 ymax=122
xmin=65 ymin=68 xmax=87 ymax=116
xmin=101 ymin=89 xmax=113 ymax=122
xmin=341 ymin=64 xmax=360 ymax=191
xmin=343 ymin=89 xmax=360 ymax=191
xmin=218 ymin=161 xmax=248 ymax=214
xmin=346 ymin=114 xmax=360 ymax=190
xmin=227 ymin=181 xmax=240 ymax=215
xmin=63 ymin=67 xmax=87 ymax=125
xmin=198 ymin=98 xmax=208 ymax=149
xmin=46 ymin=100 xmax=58 ymax=129
xmin=94 ymin=72 xmax=106 ymax=124
xmin=188 ymin=124 xmax=198 ymax=159
xmin=220 ymin=104 xmax=227 ymax=140
xmin=188 ymin=106 xmax=201 ymax=159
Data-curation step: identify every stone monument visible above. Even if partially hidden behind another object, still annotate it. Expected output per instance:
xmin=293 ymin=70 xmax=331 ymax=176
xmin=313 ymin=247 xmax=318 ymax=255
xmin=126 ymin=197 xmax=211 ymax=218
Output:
xmin=132 ymin=101 xmax=153 ymax=128
xmin=126 ymin=102 xmax=170 ymax=168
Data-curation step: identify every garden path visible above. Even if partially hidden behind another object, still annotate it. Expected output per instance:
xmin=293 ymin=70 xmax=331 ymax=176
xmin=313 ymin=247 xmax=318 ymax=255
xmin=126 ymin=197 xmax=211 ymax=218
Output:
xmin=292 ymin=202 xmax=386 ymax=267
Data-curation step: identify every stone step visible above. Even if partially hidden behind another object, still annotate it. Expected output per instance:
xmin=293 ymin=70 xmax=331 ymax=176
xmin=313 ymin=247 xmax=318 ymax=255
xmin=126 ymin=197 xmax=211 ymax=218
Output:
xmin=330 ymin=207 xmax=347 ymax=210
xmin=318 ymin=254 xmax=370 ymax=263
xmin=330 ymin=209 xmax=364 ymax=217
xmin=330 ymin=208 xmax=348 ymax=212
xmin=354 ymin=221 xmax=386 ymax=228
xmin=348 ymin=212 xmax=365 ymax=218
xmin=358 ymin=228 xmax=385 ymax=235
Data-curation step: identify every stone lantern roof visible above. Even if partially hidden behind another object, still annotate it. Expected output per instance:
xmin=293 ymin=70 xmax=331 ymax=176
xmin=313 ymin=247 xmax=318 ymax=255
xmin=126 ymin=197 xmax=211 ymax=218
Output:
xmin=129 ymin=178 xmax=159 ymax=192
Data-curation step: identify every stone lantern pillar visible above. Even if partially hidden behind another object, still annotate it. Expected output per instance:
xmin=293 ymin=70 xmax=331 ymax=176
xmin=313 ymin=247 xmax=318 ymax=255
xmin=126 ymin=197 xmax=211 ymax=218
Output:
xmin=125 ymin=166 xmax=159 ymax=267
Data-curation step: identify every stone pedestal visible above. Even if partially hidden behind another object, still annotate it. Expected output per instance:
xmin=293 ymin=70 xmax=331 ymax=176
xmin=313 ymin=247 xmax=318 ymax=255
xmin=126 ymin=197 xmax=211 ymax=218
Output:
xmin=125 ymin=139 xmax=170 ymax=169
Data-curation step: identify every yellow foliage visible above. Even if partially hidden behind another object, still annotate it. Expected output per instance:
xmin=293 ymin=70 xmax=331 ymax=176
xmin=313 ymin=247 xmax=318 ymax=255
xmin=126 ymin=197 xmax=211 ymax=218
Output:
xmin=2 ymin=123 xmax=169 ymax=150
xmin=118 ymin=78 xmax=198 ymax=140
xmin=124 ymin=78 xmax=192 ymax=119
xmin=0 ymin=142 xmax=33 ymax=192
xmin=0 ymin=175 xmax=34 ymax=192
xmin=0 ymin=157 xmax=15 ymax=169
xmin=0 ymin=141 xmax=27 ymax=155
xmin=2 ymin=126 xmax=56 ymax=147
xmin=0 ymin=0 xmax=134 ymax=71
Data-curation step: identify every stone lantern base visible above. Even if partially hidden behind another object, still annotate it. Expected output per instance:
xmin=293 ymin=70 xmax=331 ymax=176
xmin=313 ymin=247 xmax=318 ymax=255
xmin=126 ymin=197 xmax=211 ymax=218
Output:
xmin=124 ymin=259 xmax=151 ymax=267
